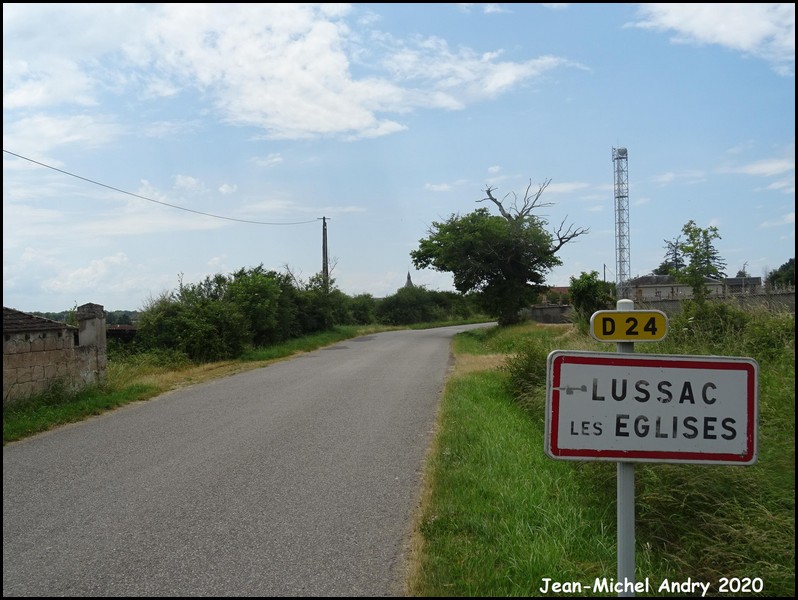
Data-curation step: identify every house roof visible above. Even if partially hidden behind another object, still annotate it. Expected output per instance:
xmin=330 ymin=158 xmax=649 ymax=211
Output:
xmin=629 ymin=274 xmax=676 ymax=286
xmin=3 ymin=307 xmax=76 ymax=333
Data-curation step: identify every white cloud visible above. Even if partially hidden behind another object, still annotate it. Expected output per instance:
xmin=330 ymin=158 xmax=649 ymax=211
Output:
xmin=2 ymin=115 xmax=124 ymax=157
xmin=721 ymin=154 xmax=795 ymax=193
xmin=42 ymin=252 xmax=129 ymax=293
xmin=252 ymin=154 xmax=284 ymax=168
xmin=630 ymin=4 xmax=795 ymax=75
xmin=174 ymin=175 xmax=204 ymax=192
xmin=382 ymin=35 xmax=577 ymax=104
xmin=218 ymin=183 xmax=237 ymax=195
xmin=3 ymin=4 xmax=578 ymax=142
xmin=483 ymin=4 xmax=512 ymax=15
xmin=546 ymin=182 xmax=590 ymax=194
xmin=759 ymin=212 xmax=795 ymax=228
xmin=731 ymin=157 xmax=794 ymax=177
xmin=207 ymin=255 xmax=228 ymax=270
xmin=425 ymin=183 xmax=453 ymax=192
xmin=652 ymin=170 xmax=706 ymax=185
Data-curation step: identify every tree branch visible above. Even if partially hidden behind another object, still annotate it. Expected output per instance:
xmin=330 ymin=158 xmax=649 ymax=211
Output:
xmin=479 ymin=186 xmax=513 ymax=220
xmin=550 ymin=216 xmax=590 ymax=254
xmin=478 ymin=179 xmax=555 ymax=220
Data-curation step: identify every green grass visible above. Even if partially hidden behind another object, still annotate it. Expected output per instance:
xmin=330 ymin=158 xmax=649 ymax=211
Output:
xmin=3 ymin=382 xmax=158 ymax=443
xmin=410 ymin=307 xmax=795 ymax=597
xmin=411 ymin=371 xmax=624 ymax=596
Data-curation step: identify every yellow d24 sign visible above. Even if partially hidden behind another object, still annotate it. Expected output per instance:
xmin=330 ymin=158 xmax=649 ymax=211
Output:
xmin=590 ymin=310 xmax=668 ymax=342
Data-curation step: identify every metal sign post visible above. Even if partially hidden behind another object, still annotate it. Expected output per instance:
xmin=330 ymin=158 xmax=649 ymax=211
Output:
xmin=544 ymin=299 xmax=758 ymax=597
xmin=615 ymin=299 xmax=636 ymax=597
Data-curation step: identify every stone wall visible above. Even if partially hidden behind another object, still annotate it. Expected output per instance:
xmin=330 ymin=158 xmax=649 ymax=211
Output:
xmin=636 ymin=291 xmax=795 ymax=316
xmin=518 ymin=291 xmax=794 ymax=326
xmin=520 ymin=304 xmax=574 ymax=324
xmin=3 ymin=303 xmax=107 ymax=405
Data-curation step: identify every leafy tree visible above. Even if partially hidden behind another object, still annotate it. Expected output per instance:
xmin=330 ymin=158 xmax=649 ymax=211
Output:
xmin=653 ymin=235 xmax=685 ymax=275
xmin=766 ymin=258 xmax=795 ymax=289
xmin=569 ymin=271 xmax=615 ymax=330
xmin=674 ymin=220 xmax=727 ymax=303
xmin=411 ymin=180 xmax=588 ymax=326
xmin=376 ymin=285 xmax=443 ymax=325
xmin=227 ymin=265 xmax=282 ymax=346
xmin=735 ymin=262 xmax=751 ymax=278
xmin=350 ymin=294 xmax=377 ymax=325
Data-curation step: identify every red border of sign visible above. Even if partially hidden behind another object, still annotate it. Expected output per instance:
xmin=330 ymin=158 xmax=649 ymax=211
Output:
xmin=547 ymin=352 xmax=758 ymax=464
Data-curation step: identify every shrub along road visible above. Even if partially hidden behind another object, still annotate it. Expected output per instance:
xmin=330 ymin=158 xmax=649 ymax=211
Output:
xmin=3 ymin=323 xmax=491 ymax=597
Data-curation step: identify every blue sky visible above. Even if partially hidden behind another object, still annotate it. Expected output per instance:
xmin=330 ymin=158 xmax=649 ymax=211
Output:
xmin=3 ymin=3 xmax=794 ymax=312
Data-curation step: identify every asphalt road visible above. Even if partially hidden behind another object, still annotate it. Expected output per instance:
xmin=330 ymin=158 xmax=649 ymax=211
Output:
xmin=3 ymin=323 xmax=491 ymax=597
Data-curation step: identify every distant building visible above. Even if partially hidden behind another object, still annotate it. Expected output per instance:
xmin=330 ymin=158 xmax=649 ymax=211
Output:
xmin=724 ymin=277 xmax=762 ymax=294
xmin=3 ymin=303 xmax=107 ymax=404
xmin=628 ymin=275 xmax=723 ymax=301
xmin=404 ymin=272 xmax=414 ymax=288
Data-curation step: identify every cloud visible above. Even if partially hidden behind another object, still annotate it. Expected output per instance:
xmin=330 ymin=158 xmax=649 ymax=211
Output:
xmin=651 ymin=170 xmax=706 ymax=185
xmin=425 ymin=183 xmax=453 ymax=192
xmin=381 ymin=35 xmax=577 ymax=104
xmin=630 ymin=4 xmax=795 ymax=75
xmin=759 ymin=212 xmax=795 ymax=228
xmin=251 ymin=154 xmax=284 ymax=168
xmin=4 ymin=5 xmax=579 ymax=142
xmin=218 ymin=183 xmax=237 ymax=195
xmin=546 ymin=182 xmax=590 ymax=194
xmin=174 ymin=175 xmax=205 ymax=192
xmin=2 ymin=115 xmax=124 ymax=157
xmin=729 ymin=157 xmax=794 ymax=177
xmin=483 ymin=4 xmax=512 ymax=15
xmin=42 ymin=252 xmax=129 ymax=293
xmin=720 ymin=154 xmax=795 ymax=193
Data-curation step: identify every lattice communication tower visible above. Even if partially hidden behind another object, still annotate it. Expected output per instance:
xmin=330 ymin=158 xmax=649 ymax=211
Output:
xmin=612 ymin=147 xmax=630 ymax=299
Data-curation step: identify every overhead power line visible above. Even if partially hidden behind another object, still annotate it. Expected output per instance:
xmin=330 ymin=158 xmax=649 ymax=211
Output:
xmin=2 ymin=149 xmax=318 ymax=226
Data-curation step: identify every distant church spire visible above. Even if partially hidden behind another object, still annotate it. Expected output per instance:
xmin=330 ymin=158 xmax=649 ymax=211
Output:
xmin=405 ymin=271 xmax=414 ymax=288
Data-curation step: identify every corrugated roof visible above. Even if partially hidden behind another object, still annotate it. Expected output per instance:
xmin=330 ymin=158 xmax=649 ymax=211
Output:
xmin=3 ymin=307 xmax=76 ymax=333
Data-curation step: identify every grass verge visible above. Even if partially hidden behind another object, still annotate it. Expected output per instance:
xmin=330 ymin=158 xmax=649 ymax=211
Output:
xmin=409 ymin=316 xmax=794 ymax=597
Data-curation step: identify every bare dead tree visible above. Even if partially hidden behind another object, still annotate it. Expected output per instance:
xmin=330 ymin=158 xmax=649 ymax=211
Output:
xmin=478 ymin=178 xmax=589 ymax=251
xmin=479 ymin=178 xmax=555 ymax=221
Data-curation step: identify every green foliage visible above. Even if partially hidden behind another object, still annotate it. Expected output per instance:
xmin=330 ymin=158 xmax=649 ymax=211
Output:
xmin=106 ymin=310 xmax=137 ymax=325
xmin=502 ymin=338 xmax=551 ymax=410
xmin=376 ymin=285 xmax=445 ymax=325
xmin=664 ymin=300 xmax=750 ymax=352
xmin=545 ymin=289 xmax=569 ymax=304
xmin=673 ymin=220 xmax=727 ymax=302
xmin=375 ymin=286 xmax=480 ymax=326
xmin=659 ymin=300 xmax=795 ymax=364
xmin=654 ymin=235 xmax=686 ymax=275
xmin=133 ymin=264 xmax=479 ymax=361
xmin=568 ymin=271 xmax=615 ymax=331
xmin=227 ymin=266 xmax=281 ymax=346
xmin=428 ymin=305 xmax=795 ymax=597
xmin=411 ymin=183 xmax=587 ymax=326
xmin=350 ymin=294 xmax=377 ymax=324
xmin=767 ymin=257 xmax=795 ymax=288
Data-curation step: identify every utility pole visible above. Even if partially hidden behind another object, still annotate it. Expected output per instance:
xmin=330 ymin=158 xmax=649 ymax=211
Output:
xmin=320 ymin=216 xmax=329 ymax=292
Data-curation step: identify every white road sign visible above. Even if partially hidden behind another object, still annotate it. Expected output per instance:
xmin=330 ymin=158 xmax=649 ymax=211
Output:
xmin=545 ymin=351 xmax=758 ymax=465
